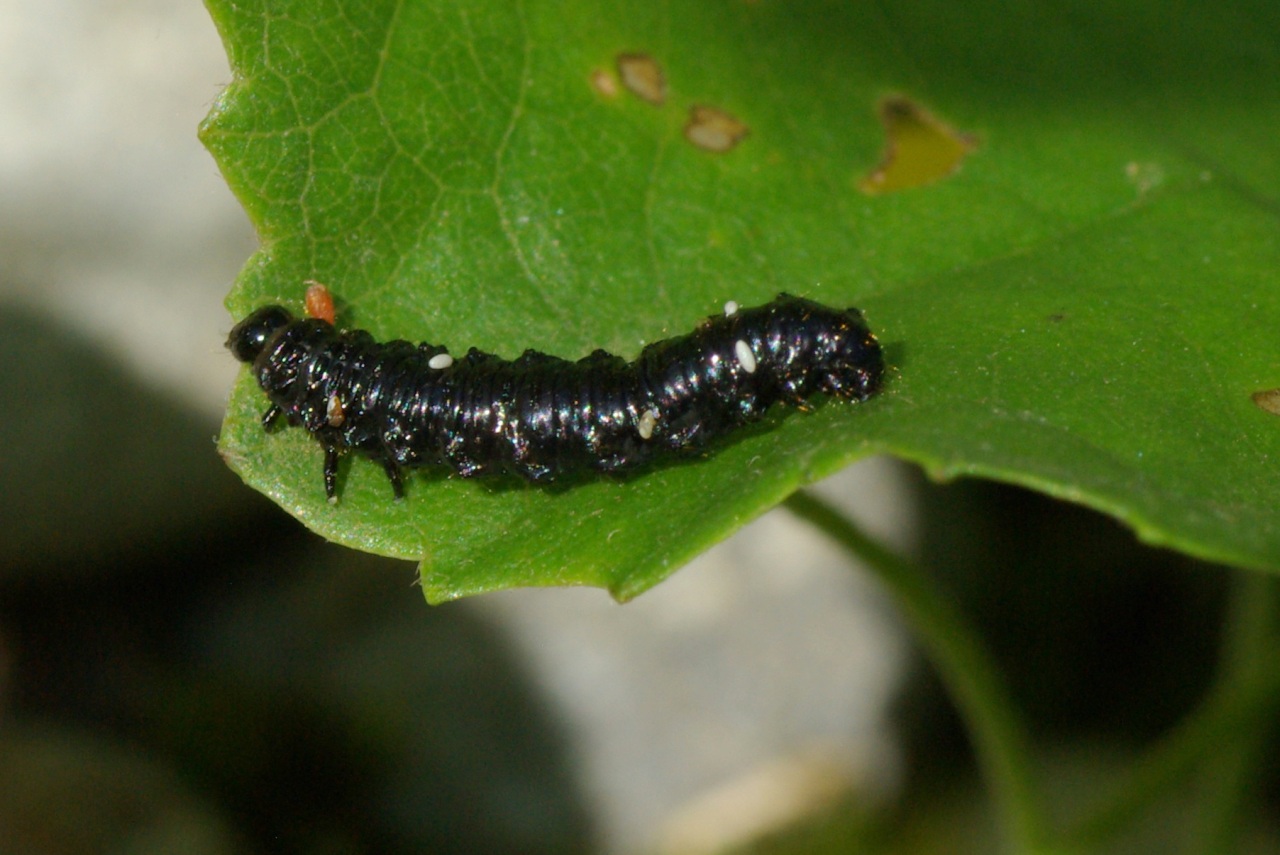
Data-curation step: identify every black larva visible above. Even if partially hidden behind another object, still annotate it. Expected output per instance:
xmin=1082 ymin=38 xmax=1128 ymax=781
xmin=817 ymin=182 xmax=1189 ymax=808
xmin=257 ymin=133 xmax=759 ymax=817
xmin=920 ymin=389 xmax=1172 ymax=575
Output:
xmin=227 ymin=292 xmax=883 ymax=501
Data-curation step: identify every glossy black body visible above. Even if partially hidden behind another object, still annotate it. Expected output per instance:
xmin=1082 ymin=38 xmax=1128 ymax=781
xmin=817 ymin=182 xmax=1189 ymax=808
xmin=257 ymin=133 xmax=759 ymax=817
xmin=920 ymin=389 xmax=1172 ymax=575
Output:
xmin=227 ymin=294 xmax=883 ymax=499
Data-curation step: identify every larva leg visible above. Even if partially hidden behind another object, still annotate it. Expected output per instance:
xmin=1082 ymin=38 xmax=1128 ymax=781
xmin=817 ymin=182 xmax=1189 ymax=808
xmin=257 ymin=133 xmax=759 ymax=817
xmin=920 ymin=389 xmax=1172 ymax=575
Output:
xmin=382 ymin=459 xmax=405 ymax=499
xmin=262 ymin=404 xmax=283 ymax=430
xmin=323 ymin=446 xmax=341 ymax=502
xmin=513 ymin=460 xmax=554 ymax=483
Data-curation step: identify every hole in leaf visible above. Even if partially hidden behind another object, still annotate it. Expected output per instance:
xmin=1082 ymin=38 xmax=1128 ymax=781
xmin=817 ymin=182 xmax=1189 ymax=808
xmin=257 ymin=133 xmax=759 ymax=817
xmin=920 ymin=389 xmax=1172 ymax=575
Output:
xmin=683 ymin=105 xmax=750 ymax=153
xmin=859 ymin=95 xmax=977 ymax=195
xmin=616 ymin=53 xmax=666 ymax=105
xmin=1251 ymin=388 xmax=1280 ymax=416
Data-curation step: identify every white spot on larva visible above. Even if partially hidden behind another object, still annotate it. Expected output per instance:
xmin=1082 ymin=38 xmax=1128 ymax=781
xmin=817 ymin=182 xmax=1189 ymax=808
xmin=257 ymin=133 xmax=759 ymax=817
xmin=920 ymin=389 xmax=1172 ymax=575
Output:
xmin=326 ymin=394 xmax=346 ymax=427
xmin=724 ymin=300 xmax=739 ymax=317
xmin=734 ymin=339 xmax=757 ymax=374
xmin=638 ymin=408 xmax=659 ymax=440
xmin=428 ymin=352 xmax=454 ymax=370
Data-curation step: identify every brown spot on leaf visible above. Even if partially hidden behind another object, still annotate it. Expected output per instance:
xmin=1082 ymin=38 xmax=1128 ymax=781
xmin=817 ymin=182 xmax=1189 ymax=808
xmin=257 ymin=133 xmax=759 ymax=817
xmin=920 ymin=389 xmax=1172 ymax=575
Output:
xmin=859 ymin=95 xmax=977 ymax=195
xmin=684 ymin=105 xmax=750 ymax=153
xmin=616 ymin=53 xmax=666 ymax=105
xmin=590 ymin=68 xmax=619 ymax=98
xmin=1252 ymin=388 xmax=1280 ymax=416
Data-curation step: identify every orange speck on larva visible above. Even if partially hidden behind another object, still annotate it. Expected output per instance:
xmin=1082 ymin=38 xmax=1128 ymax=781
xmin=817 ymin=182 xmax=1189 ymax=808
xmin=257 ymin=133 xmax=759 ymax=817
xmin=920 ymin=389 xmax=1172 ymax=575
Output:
xmin=303 ymin=280 xmax=337 ymax=325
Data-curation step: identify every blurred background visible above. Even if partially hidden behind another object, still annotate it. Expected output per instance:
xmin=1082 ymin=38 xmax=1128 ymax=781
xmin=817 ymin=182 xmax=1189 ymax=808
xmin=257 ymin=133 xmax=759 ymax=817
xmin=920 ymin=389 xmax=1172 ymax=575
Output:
xmin=0 ymin=2 xmax=1261 ymax=853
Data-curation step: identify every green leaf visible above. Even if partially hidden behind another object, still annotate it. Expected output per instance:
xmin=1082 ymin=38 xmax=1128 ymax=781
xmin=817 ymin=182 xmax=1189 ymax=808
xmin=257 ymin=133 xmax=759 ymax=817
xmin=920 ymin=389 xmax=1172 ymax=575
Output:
xmin=205 ymin=0 xmax=1280 ymax=601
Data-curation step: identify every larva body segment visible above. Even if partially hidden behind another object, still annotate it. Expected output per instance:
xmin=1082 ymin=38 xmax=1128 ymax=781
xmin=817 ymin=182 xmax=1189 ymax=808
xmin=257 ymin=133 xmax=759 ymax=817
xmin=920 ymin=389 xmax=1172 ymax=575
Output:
xmin=227 ymin=293 xmax=883 ymax=500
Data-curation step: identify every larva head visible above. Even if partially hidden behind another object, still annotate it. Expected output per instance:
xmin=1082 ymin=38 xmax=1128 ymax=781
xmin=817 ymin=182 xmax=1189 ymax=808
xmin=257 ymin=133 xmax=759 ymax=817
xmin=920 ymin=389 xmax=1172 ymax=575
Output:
xmin=816 ymin=310 xmax=885 ymax=401
xmin=227 ymin=305 xmax=294 ymax=364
